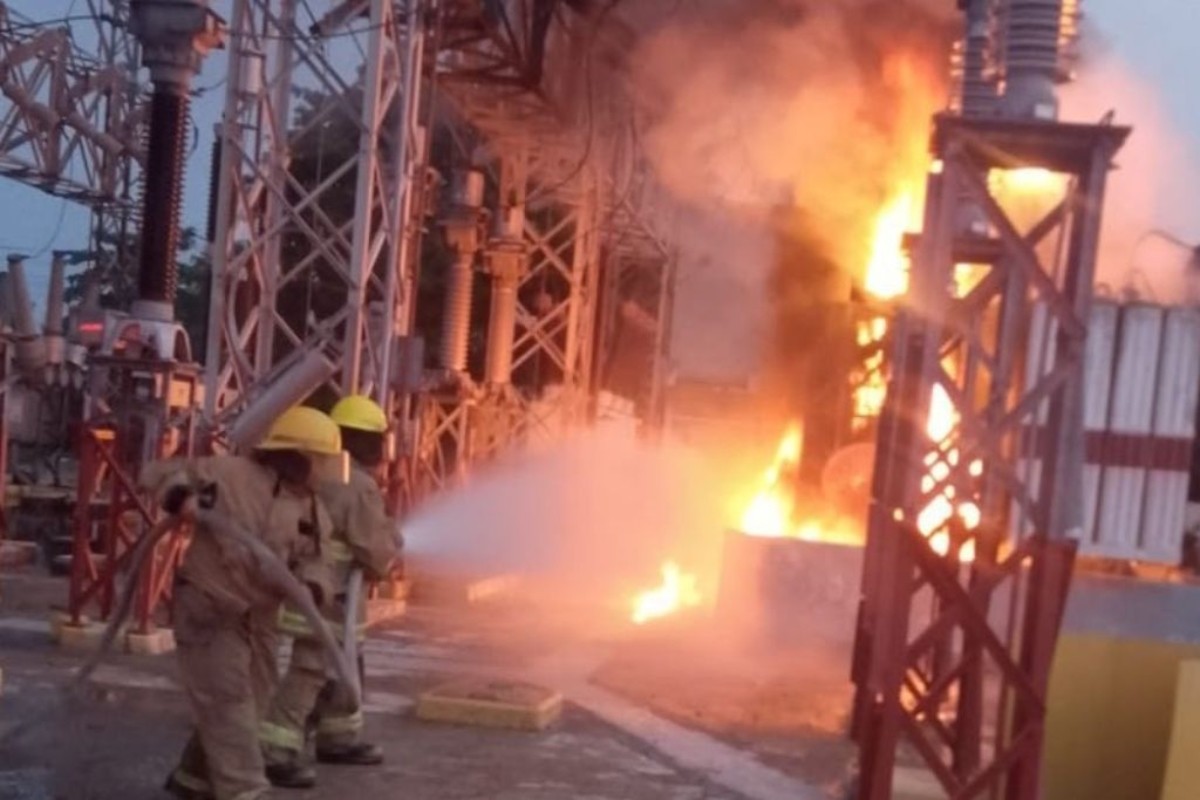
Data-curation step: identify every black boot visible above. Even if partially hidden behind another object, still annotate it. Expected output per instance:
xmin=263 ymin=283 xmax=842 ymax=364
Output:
xmin=164 ymin=770 xmax=214 ymax=800
xmin=265 ymin=762 xmax=317 ymax=789
xmin=316 ymin=742 xmax=384 ymax=766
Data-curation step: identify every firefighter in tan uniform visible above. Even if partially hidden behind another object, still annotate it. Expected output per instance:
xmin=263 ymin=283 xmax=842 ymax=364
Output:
xmin=142 ymin=406 xmax=343 ymax=800
xmin=261 ymin=395 xmax=400 ymax=788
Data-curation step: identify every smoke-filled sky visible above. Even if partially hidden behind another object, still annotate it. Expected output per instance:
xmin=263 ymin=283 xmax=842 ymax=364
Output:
xmin=2 ymin=0 xmax=1199 ymax=362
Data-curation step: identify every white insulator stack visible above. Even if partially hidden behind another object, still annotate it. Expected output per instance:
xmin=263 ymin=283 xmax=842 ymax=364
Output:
xmin=959 ymin=0 xmax=998 ymax=117
xmin=999 ymin=0 xmax=1065 ymax=119
xmin=7 ymin=255 xmax=45 ymax=373
xmin=439 ymin=169 xmax=485 ymax=373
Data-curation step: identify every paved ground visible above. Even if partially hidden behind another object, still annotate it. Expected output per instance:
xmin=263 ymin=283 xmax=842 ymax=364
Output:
xmin=0 ymin=573 xmax=842 ymax=800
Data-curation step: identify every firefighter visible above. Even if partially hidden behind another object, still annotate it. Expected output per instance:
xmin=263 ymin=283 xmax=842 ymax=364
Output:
xmin=143 ymin=406 xmax=343 ymax=800
xmin=261 ymin=394 xmax=400 ymax=788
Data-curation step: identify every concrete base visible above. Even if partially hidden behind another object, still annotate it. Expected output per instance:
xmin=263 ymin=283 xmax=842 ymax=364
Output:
xmin=416 ymin=679 xmax=562 ymax=731
xmin=55 ymin=621 xmax=109 ymax=652
xmin=48 ymin=610 xmax=84 ymax=640
xmin=125 ymin=628 xmax=175 ymax=656
xmin=365 ymin=598 xmax=407 ymax=627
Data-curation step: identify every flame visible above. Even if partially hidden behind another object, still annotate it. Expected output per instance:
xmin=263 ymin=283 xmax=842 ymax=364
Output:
xmin=916 ymin=386 xmax=981 ymax=563
xmin=733 ymin=423 xmax=865 ymax=546
xmin=631 ymin=561 xmax=702 ymax=625
xmin=864 ymin=192 xmax=916 ymax=300
xmin=739 ymin=424 xmax=803 ymax=537
xmin=992 ymin=166 xmax=1061 ymax=195
xmin=852 ymin=53 xmax=932 ymax=431
xmin=848 ymin=51 xmax=991 ymax=563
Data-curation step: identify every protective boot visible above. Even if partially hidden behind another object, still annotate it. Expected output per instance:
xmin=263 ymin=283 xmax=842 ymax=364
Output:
xmin=163 ymin=769 xmax=214 ymax=800
xmin=265 ymin=761 xmax=317 ymax=789
xmin=316 ymin=741 xmax=384 ymax=766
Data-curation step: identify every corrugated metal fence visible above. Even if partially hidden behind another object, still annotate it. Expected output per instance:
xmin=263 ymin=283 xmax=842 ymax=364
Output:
xmin=1024 ymin=300 xmax=1200 ymax=563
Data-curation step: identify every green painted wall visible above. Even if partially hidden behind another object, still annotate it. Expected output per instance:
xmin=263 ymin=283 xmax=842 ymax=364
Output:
xmin=1044 ymin=634 xmax=1200 ymax=800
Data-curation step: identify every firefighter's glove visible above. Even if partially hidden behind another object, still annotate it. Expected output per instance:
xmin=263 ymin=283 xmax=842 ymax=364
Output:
xmin=162 ymin=482 xmax=217 ymax=516
xmin=162 ymin=485 xmax=193 ymax=515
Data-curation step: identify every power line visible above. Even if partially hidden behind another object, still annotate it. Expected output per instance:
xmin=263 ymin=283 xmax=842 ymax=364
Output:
xmin=28 ymin=199 xmax=71 ymax=260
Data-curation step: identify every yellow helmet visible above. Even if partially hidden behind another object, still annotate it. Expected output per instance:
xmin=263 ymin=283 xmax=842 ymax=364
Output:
xmin=329 ymin=394 xmax=388 ymax=434
xmin=257 ymin=406 xmax=342 ymax=456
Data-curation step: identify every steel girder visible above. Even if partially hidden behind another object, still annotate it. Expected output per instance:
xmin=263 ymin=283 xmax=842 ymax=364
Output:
xmin=406 ymin=1 xmax=671 ymax=491
xmin=204 ymin=0 xmax=433 ymax=426
xmin=852 ymin=115 xmax=1128 ymax=800
xmin=0 ymin=2 xmax=143 ymax=206
xmin=204 ymin=0 xmax=672 ymax=499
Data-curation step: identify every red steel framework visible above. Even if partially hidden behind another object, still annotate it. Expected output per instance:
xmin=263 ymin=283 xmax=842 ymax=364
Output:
xmin=852 ymin=115 xmax=1129 ymax=799
xmin=66 ymin=358 xmax=200 ymax=634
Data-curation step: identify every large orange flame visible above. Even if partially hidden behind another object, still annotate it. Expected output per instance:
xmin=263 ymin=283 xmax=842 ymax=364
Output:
xmin=629 ymin=50 xmax=1004 ymax=623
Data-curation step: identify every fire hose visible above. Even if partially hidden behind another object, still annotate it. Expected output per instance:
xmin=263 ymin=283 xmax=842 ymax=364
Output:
xmin=73 ymin=506 xmax=361 ymax=708
xmin=343 ymin=567 xmax=365 ymax=700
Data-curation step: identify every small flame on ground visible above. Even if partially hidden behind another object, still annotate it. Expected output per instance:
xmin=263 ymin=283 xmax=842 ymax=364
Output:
xmin=631 ymin=561 xmax=702 ymax=625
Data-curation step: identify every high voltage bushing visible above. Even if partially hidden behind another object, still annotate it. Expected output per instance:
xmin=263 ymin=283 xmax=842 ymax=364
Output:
xmin=5 ymin=255 xmax=45 ymax=374
xmin=483 ymin=205 xmax=528 ymax=386
xmin=438 ymin=169 xmax=486 ymax=374
xmin=129 ymin=0 xmax=225 ymax=321
xmin=959 ymin=0 xmax=998 ymax=118
xmin=137 ymin=90 xmax=190 ymax=309
xmin=999 ymin=0 xmax=1064 ymax=119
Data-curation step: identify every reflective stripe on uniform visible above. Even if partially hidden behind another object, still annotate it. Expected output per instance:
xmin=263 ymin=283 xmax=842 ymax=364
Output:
xmin=317 ymin=709 xmax=364 ymax=736
xmin=328 ymin=539 xmax=354 ymax=563
xmin=259 ymin=720 xmax=304 ymax=751
xmin=276 ymin=608 xmax=367 ymax=642
xmin=276 ymin=609 xmax=312 ymax=638
xmin=171 ymin=767 xmax=211 ymax=793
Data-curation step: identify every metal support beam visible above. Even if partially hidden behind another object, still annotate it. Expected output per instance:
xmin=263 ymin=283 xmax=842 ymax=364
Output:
xmin=205 ymin=0 xmax=435 ymax=428
xmin=0 ymin=2 xmax=143 ymax=204
xmin=852 ymin=115 xmax=1128 ymax=800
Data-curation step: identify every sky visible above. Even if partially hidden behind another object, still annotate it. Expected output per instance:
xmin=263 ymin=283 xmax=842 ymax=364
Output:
xmin=2 ymin=0 xmax=1199 ymax=315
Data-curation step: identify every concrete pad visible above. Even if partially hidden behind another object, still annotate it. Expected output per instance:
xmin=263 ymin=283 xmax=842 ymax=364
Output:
xmin=48 ymin=610 xmax=79 ymax=640
xmin=416 ymin=678 xmax=562 ymax=731
xmin=125 ymin=628 xmax=175 ymax=656
xmin=365 ymin=598 xmax=407 ymax=627
xmin=55 ymin=621 xmax=108 ymax=651
xmin=1162 ymin=660 xmax=1200 ymax=800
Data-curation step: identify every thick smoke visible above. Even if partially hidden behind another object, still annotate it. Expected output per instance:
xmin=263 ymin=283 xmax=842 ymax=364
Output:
xmin=666 ymin=205 xmax=773 ymax=382
xmin=629 ymin=0 xmax=954 ymax=385
xmin=403 ymin=424 xmax=757 ymax=623
xmin=1060 ymin=24 xmax=1200 ymax=304
xmin=630 ymin=0 xmax=953 ymax=271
